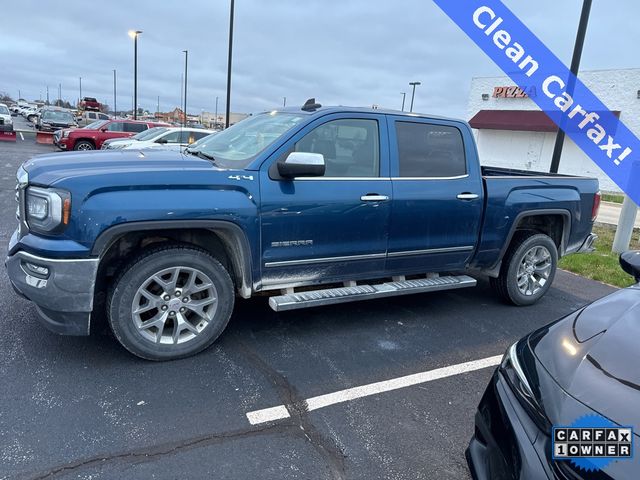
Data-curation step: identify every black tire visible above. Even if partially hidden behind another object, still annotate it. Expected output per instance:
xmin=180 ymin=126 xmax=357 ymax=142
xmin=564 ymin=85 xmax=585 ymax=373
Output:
xmin=107 ymin=245 xmax=235 ymax=360
xmin=74 ymin=140 xmax=95 ymax=151
xmin=490 ymin=232 xmax=558 ymax=306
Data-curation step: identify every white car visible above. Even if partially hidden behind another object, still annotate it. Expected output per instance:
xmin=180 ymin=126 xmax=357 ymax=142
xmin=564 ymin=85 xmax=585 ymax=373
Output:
xmin=101 ymin=127 xmax=215 ymax=151
xmin=0 ymin=103 xmax=13 ymax=131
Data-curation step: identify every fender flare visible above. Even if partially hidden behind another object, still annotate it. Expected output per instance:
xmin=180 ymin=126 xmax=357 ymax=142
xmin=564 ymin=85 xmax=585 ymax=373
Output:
xmin=92 ymin=220 xmax=253 ymax=298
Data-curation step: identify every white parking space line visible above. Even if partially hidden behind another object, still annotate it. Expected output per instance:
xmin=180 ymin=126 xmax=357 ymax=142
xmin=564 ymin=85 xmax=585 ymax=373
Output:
xmin=246 ymin=354 xmax=503 ymax=425
xmin=19 ymin=132 xmax=24 ymax=141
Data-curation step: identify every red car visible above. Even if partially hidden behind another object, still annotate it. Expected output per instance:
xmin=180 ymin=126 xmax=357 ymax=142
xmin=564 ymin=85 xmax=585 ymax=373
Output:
xmin=78 ymin=97 xmax=102 ymax=111
xmin=54 ymin=119 xmax=169 ymax=151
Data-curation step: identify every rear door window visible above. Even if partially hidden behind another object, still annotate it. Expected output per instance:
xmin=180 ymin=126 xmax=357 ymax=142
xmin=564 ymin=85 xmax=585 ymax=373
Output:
xmin=106 ymin=122 xmax=124 ymax=132
xmin=124 ymin=122 xmax=148 ymax=133
xmin=395 ymin=122 xmax=466 ymax=178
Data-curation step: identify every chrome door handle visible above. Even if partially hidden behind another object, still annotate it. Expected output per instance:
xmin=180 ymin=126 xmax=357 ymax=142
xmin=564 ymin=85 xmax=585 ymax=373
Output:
xmin=457 ymin=193 xmax=479 ymax=200
xmin=361 ymin=194 xmax=389 ymax=202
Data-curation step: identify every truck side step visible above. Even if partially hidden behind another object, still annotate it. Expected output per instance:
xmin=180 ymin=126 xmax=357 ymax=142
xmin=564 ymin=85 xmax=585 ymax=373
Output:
xmin=268 ymin=275 xmax=477 ymax=312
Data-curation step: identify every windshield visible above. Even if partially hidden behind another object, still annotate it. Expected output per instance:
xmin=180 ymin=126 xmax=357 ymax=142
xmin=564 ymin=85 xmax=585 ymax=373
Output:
xmin=0 ymin=105 xmax=9 ymax=115
xmin=190 ymin=112 xmax=306 ymax=167
xmin=42 ymin=110 xmax=74 ymax=123
xmin=133 ymin=127 xmax=168 ymax=141
xmin=84 ymin=120 xmax=108 ymax=130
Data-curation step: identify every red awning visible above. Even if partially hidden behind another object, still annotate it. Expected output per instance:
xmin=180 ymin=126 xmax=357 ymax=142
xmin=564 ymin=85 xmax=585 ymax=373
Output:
xmin=469 ymin=109 xmax=620 ymax=133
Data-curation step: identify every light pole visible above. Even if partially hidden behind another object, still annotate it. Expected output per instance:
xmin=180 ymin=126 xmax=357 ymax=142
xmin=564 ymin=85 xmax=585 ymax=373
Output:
xmin=183 ymin=50 xmax=188 ymax=127
xmin=400 ymin=92 xmax=406 ymax=112
xmin=157 ymin=95 xmax=160 ymax=119
xmin=46 ymin=86 xmax=49 ymax=105
xmin=225 ymin=0 xmax=235 ymax=128
xmin=283 ymin=97 xmax=286 ymax=108
xmin=79 ymin=76 xmax=82 ymax=106
xmin=58 ymin=83 xmax=62 ymax=106
xmin=215 ymin=96 xmax=219 ymax=128
xmin=409 ymin=81 xmax=421 ymax=113
xmin=113 ymin=69 xmax=117 ymax=116
xmin=128 ymin=30 xmax=142 ymax=119
xmin=549 ymin=0 xmax=592 ymax=174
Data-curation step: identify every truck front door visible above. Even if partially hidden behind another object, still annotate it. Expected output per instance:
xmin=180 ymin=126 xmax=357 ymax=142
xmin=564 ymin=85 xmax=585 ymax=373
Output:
xmin=386 ymin=117 xmax=484 ymax=274
xmin=259 ymin=114 xmax=391 ymax=290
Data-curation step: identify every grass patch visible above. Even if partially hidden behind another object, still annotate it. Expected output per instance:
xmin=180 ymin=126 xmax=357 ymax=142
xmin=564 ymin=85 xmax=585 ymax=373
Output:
xmin=601 ymin=192 xmax=624 ymax=204
xmin=559 ymin=225 xmax=639 ymax=288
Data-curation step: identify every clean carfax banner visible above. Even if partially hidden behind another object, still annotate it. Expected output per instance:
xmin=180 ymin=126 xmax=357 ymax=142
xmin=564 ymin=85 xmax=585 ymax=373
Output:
xmin=433 ymin=0 xmax=640 ymax=205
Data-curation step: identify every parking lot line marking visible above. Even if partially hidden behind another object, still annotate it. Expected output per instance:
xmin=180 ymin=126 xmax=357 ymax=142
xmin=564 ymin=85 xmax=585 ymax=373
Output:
xmin=245 ymin=354 xmax=503 ymax=425
xmin=246 ymin=405 xmax=291 ymax=425
xmin=19 ymin=132 xmax=24 ymax=141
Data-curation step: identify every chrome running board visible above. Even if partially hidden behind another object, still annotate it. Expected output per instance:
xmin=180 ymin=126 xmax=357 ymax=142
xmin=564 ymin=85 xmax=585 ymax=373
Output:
xmin=268 ymin=275 xmax=477 ymax=312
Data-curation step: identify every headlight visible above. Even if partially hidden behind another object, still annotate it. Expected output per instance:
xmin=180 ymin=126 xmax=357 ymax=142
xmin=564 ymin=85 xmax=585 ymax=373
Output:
xmin=63 ymin=131 xmax=70 ymax=138
xmin=500 ymin=340 xmax=550 ymax=431
xmin=25 ymin=186 xmax=71 ymax=233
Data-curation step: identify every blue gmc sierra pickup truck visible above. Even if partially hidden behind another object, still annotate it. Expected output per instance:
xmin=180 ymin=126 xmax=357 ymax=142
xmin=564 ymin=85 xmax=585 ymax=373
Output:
xmin=6 ymin=100 xmax=600 ymax=360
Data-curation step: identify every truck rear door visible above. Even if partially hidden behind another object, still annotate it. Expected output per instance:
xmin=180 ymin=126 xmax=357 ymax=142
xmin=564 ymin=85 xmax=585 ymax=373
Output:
xmin=386 ymin=116 xmax=484 ymax=274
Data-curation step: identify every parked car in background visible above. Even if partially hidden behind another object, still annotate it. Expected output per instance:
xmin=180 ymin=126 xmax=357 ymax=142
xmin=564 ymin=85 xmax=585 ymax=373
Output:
xmin=78 ymin=97 xmax=101 ymax=111
xmin=36 ymin=108 xmax=77 ymax=132
xmin=7 ymin=103 xmax=600 ymax=360
xmin=102 ymin=127 xmax=215 ymax=151
xmin=23 ymin=106 xmax=40 ymax=124
xmin=77 ymin=111 xmax=110 ymax=127
xmin=54 ymin=118 xmax=170 ymax=150
xmin=0 ymin=103 xmax=14 ymax=131
xmin=467 ymin=251 xmax=640 ymax=479
xmin=101 ymin=126 xmax=168 ymax=149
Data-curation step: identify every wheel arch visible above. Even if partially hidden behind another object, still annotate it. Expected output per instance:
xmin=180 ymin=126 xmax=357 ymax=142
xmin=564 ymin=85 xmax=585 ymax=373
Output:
xmin=485 ymin=209 xmax=570 ymax=277
xmin=92 ymin=220 xmax=253 ymax=299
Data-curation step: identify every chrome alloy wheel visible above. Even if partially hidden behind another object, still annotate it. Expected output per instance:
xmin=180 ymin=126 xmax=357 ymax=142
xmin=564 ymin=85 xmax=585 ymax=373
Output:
xmin=516 ymin=246 xmax=552 ymax=296
xmin=132 ymin=266 xmax=218 ymax=345
xmin=76 ymin=142 xmax=93 ymax=150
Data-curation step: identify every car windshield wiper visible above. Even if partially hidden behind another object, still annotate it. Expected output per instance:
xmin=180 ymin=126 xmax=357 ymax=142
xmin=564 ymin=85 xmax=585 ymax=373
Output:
xmin=186 ymin=149 xmax=217 ymax=163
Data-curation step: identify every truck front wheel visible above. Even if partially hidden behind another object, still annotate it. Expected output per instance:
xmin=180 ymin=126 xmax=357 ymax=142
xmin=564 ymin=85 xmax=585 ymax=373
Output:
xmin=490 ymin=232 xmax=558 ymax=306
xmin=107 ymin=246 xmax=235 ymax=360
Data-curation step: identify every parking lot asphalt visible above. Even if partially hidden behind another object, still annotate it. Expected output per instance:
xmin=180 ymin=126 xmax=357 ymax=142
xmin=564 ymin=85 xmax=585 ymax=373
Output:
xmin=0 ymin=136 xmax=616 ymax=480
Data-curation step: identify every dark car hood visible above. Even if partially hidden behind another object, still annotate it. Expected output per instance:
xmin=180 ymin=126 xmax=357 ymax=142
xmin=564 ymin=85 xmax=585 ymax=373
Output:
xmin=22 ymin=149 xmax=220 ymax=186
xmin=530 ymin=285 xmax=640 ymax=430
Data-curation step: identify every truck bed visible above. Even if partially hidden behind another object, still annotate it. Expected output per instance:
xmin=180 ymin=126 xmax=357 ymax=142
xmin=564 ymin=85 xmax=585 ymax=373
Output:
xmin=481 ymin=165 xmax=586 ymax=178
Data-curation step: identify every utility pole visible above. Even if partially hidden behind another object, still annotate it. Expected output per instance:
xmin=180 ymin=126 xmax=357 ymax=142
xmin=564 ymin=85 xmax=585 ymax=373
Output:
xmin=549 ymin=0 xmax=592 ymax=174
xmin=157 ymin=95 xmax=160 ymax=118
xmin=400 ymin=92 xmax=406 ymax=112
xmin=183 ymin=50 xmax=188 ymax=127
xmin=129 ymin=30 xmax=143 ymax=119
xmin=58 ymin=83 xmax=62 ymax=106
xmin=79 ymin=76 xmax=82 ymax=105
xmin=409 ymin=81 xmax=421 ymax=113
xmin=46 ymin=86 xmax=49 ymax=105
xmin=225 ymin=0 xmax=235 ymax=128
xmin=113 ymin=69 xmax=117 ymax=116
xmin=215 ymin=96 xmax=219 ymax=128
xmin=283 ymin=97 xmax=286 ymax=108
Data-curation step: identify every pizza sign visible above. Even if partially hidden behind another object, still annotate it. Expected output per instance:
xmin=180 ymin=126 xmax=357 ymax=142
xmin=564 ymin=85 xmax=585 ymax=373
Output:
xmin=493 ymin=86 xmax=537 ymax=98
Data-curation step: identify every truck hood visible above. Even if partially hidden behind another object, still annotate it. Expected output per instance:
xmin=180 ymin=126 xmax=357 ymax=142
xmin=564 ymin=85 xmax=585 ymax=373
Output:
xmin=529 ymin=285 xmax=640 ymax=430
xmin=22 ymin=149 xmax=223 ymax=186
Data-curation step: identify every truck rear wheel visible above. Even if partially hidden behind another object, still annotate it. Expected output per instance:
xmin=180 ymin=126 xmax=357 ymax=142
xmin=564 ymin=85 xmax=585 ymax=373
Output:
xmin=107 ymin=245 xmax=235 ymax=360
xmin=490 ymin=232 xmax=558 ymax=306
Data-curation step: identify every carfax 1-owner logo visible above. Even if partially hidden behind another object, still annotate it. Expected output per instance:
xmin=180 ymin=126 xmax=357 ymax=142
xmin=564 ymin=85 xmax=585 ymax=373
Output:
xmin=552 ymin=415 xmax=634 ymax=472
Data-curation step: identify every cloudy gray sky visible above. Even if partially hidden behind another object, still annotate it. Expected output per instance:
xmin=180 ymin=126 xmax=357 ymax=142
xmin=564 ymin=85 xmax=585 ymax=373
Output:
xmin=0 ymin=0 xmax=636 ymax=118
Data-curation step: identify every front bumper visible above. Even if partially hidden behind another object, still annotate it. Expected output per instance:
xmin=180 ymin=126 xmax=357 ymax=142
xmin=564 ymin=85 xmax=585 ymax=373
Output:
xmin=467 ymin=371 xmax=553 ymax=480
xmin=5 ymin=248 xmax=99 ymax=336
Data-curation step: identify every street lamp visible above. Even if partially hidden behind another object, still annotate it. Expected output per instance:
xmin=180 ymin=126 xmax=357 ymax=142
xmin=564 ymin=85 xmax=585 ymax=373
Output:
xmin=409 ymin=81 xmax=421 ymax=113
xmin=225 ymin=0 xmax=235 ymax=128
xmin=283 ymin=97 xmax=286 ymax=108
xmin=128 ymin=30 xmax=142 ymax=119
xmin=113 ymin=69 xmax=117 ymax=117
xmin=400 ymin=92 xmax=406 ymax=112
xmin=79 ymin=77 xmax=82 ymax=106
xmin=183 ymin=50 xmax=188 ymax=127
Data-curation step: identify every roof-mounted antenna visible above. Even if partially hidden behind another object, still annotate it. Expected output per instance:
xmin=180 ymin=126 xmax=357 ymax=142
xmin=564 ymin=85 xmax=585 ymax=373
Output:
xmin=301 ymin=98 xmax=321 ymax=112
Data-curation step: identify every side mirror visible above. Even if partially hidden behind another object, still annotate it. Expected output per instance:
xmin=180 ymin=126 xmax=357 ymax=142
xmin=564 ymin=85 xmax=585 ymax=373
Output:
xmin=156 ymin=138 xmax=168 ymax=144
xmin=277 ymin=152 xmax=325 ymax=178
xmin=620 ymin=251 xmax=640 ymax=282
xmin=100 ymin=127 xmax=108 ymax=132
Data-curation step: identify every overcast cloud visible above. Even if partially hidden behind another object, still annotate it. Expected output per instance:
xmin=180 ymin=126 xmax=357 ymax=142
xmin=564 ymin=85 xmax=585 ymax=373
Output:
xmin=0 ymin=0 xmax=636 ymax=118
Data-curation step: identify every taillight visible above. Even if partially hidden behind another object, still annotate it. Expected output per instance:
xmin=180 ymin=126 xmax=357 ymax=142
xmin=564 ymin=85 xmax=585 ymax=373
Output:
xmin=591 ymin=191 xmax=601 ymax=222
